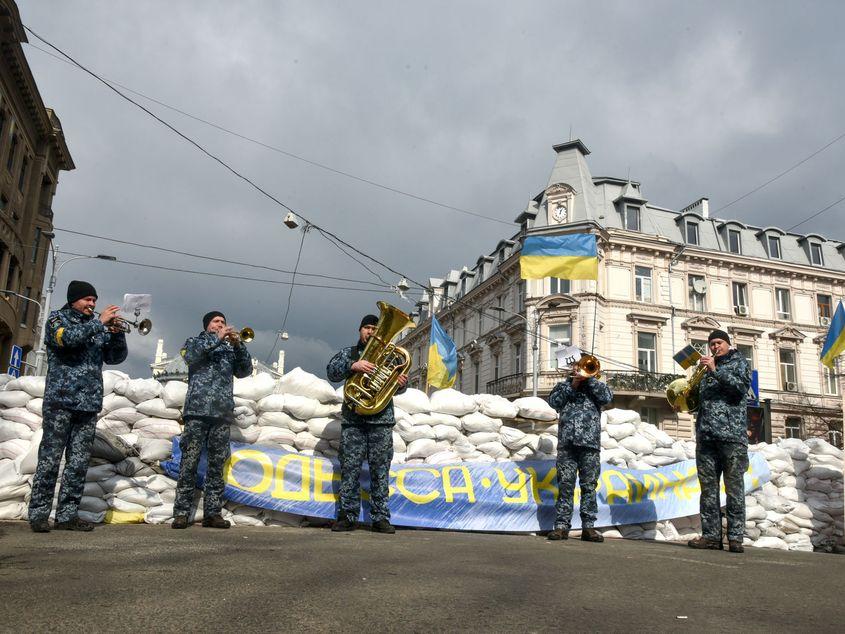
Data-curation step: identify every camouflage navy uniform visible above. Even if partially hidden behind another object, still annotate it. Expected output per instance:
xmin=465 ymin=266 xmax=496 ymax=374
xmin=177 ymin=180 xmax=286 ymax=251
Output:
xmin=173 ymin=331 xmax=252 ymax=519
xmin=327 ymin=341 xmax=406 ymax=523
xmin=695 ymin=348 xmax=751 ymax=543
xmin=548 ymin=377 xmax=613 ymax=531
xmin=28 ymin=307 xmax=128 ymax=523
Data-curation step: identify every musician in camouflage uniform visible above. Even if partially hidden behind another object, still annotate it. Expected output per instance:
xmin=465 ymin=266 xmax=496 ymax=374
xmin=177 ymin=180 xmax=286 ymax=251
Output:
xmin=326 ymin=314 xmax=407 ymax=534
xmin=172 ymin=311 xmax=252 ymax=529
xmin=688 ymin=329 xmax=752 ymax=553
xmin=28 ymin=280 xmax=127 ymax=533
xmin=547 ymin=366 xmax=613 ymax=542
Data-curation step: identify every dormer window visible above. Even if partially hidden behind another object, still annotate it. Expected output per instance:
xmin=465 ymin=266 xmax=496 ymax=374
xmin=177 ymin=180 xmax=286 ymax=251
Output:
xmin=685 ymin=221 xmax=699 ymax=245
xmin=810 ymin=242 xmax=824 ymax=266
xmin=767 ymin=235 xmax=781 ymax=259
xmin=728 ymin=229 xmax=742 ymax=254
xmin=624 ymin=205 xmax=640 ymax=231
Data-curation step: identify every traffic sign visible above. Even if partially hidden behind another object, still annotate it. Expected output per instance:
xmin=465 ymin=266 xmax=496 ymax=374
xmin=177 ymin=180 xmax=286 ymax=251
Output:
xmin=9 ymin=345 xmax=22 ymax=370
xmin=747 ymin=369 xmax=760 ymax=407
xmin=7 ymin=365 xmax=20 ymax=377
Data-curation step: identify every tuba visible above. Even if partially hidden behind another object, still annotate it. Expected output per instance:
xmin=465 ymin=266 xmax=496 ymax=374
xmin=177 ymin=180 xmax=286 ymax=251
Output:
xmin=344 ymin=301 xmax=416 ymax=416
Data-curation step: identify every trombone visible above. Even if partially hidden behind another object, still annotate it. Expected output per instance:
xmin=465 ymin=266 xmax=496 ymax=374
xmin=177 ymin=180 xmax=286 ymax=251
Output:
xmin=566 ymin=354 xmax=602 ymax=379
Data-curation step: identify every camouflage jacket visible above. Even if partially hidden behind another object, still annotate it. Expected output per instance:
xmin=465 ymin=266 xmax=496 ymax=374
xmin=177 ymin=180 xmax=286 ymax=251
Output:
xmin=182 ymin=331 xmax=253 ymax=419
xmin=696 ymin=348 xmax=751 ymax=445
xmin=326 ymin=341 xmax=407 ymax=427
xmin=549 ymin=377 xmax=613 ymax=450
xmin=43 ymin=306 xmax=128 ymax=412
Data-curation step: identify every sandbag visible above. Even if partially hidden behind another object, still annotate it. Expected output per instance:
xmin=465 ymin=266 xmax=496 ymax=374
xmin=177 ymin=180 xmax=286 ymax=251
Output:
xmin=26 ymin=398 xmax=43 ymax=417
xmin=425 ymin=450 xmax=462 ymax=465
xmin=230 ymin=425 xmax=260 ymax=444
xmin=499 ymin=426 xmax=532 ymax=450
xmin=257 ymin=394 xmax=286 ymax=413
xmin=476 ymin=441 xmax=508 ymax=460
xmin=393 ymin=388 xmax=431 ymax=414
xmin=1 ymin=407 xmax=41 ymax=429
xmin=161 ymin=381 xmax=189 ymax=408
xmin=406 ymin=438 xmax=439 ymax=459
xmin=606 ymin=422 xmax=636 ymax=441
xmin=307 ymin=417 xmax=342 ymax=441
xmin=104 ymin=508 xmax=146 ymax=524
xmin=138 ymin=439 xmax=173 ymax=463
xmin=107 ymin=407 xmax=146 ymax=425
xmin=619 ymin=435 xmax=655 ymax=455
xmin=475 ymin=393 xmax=520 ymax=419
xmin=0 ymin=420 xmax=33 ymax=442
xmin=258 ymin=411 xmax=308 ymax=433
xmin=277 ymin=367 xmax=341 ymax=403
xmin=132 ymin=417 xmax=181 ymax=439
xmin=103 ymin=370 xmax=129 ymax=395
xmin=283 ymin=394 xmax=320 ymax=420
xmin=461 ymin=412 xmax=502 ymax=434
xmin=605 ymin=409 xmax=640 ymax=426
xmin=233 ymin=372 xmax=276 ymax=401
xmin=257 ymin=427 xmax=297 ymax=446
xmin=117 ymin=378 xmax=162 ymax=403
xmin=429 ymin=389 xmax=477 ymax=416
xmin=0 ymin=439 xmax=28 ymax=460
xmin=637 ymin=423 xmax=674 ymax=448
xmin=467 ymin=431 xmax=500 ymax=446
xmin=97 ymin=418 xmax=132 ymax=436
xmin=136 ymin=398 xmax=182 ymax=420
xmin=512 ymin=397 xmax=557 ymax=422
xmin=91 ymin=430 xmax=132 ymax=462
xmin=0 ymin=391 xmax=33 ymax=408
xmin=100 ymin=393 xmax=135 ymax=415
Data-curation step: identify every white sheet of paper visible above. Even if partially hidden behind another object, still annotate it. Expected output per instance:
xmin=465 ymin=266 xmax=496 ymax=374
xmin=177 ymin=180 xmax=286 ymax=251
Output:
xmin=555 ymin=345 xmax=582 ymax=368
xmin=122 ymin=294 xmax=152 ymax=316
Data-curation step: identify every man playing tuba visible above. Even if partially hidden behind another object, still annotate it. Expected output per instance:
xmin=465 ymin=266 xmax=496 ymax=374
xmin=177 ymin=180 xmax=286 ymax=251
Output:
xmin=326 ymin=313 xmax=408 ymax=534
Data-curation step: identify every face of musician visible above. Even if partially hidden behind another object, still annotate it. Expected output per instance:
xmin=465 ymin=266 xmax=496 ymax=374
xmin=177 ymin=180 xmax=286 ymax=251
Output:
xmin=206 ymin=315 xmax=227 ymax=333
xmin=359 ymin=324 xmax=377 ymax=344
xmin=70 ymin=295 xmax=97 ymax=316
xmin=709 ymin=337 xmax=730 ymax=358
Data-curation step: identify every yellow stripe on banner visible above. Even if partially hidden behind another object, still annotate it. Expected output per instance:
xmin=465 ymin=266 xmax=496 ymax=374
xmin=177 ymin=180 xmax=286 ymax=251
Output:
xmin=55 ymin=327 xmax=65 ymax=347
xmin=519 ymin=255 xmax=598 ymax=280
xmin=428 ymin=343 xmax=456 ymax=389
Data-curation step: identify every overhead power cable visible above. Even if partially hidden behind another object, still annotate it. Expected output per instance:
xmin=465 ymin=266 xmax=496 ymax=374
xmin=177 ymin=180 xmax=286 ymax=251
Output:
xmin=785 ymin=194 xmax=845 ymax=232
xmin=266 ymin=225 xmax=309 ymax=363
xmin=26 ymin=41 xmax=512 ymax=227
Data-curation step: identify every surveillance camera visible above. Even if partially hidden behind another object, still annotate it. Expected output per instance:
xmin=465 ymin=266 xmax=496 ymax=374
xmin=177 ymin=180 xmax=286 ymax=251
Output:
xmin=396 ymin=277 xmax=410 ymax=293
xmin=283 ymin=212 xmax=299 ymax=229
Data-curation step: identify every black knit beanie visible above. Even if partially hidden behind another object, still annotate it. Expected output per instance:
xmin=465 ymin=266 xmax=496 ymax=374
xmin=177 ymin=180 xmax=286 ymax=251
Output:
xmin=67 ymin=280 xmax=97 ymax=304
xmin=708 ymin=329 xmax=731 ymax=345
xmin=203 ymin=311 xmax=226 ymax=330
xmin=359 ymin=314 xmax=379 ymax=329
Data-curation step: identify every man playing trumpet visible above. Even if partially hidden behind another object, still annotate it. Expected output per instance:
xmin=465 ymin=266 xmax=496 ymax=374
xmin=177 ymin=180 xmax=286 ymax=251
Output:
xmin=172 ymin=311 xmax=252 ymax=529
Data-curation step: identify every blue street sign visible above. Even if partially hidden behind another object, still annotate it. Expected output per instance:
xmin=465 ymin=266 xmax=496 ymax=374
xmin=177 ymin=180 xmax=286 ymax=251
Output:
xmin=9 ymin=345 xmax=22 ymax=370
xmin=747 ymin=369 xmax=760 ymax=407
xmin=7 ymin=365 xmax=20 ymax=378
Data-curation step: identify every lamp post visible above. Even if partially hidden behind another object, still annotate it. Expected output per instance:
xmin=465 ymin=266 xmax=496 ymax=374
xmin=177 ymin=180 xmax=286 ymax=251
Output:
xmin=34 ymin=249 xmax=117 ymax=375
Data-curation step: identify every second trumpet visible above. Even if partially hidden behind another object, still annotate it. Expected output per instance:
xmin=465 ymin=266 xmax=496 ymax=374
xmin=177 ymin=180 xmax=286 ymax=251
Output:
xmin=225 ymin=326 xmax=254 ymax=345
xmin=96 ymin=312 xmax=152 ymax=335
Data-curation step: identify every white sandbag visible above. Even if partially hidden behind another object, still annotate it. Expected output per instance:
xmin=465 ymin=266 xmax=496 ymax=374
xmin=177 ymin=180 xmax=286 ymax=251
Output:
xmin=100 ymin=393 xmax=135 ymax=415
xmin=758 ymin=443 xmax=790 ymax=463
xmin=231 ymin=513 xmax=266 ymax=527
xmin=313 ymin=402 xmax=342 ymax=417
xmin=117 ymin=378 xmax=162 ymax=403
xmin=136 ymin=398 xmax=181 ymax=420
xmin=307 ymin=417 xmax=342 ymax=441
xmin=393 ymin=388 xmax=431 ymax=414
xmin=619 ymin=435 xmax=655 ymax=455
xmin=161 ymin=381 xmax=189 ymax=408
xmin=606 ymin=422 xmax=637 ymax=441
xmin=601 ymin=447 xmax=635 ymax=467
xmin=805 ymin=437 xmax=843 ymax=458
xmin=477 ymin=441 xmax=509 ymax=460
xmin=499 ymin=426 xmax=532 ymax=450
xmin=132 ymin=417 xmax=181 ymax=439
xmin=422 ymin=413 xmax=463 ymax=429
xmin=432 ymin=424 xmax=461 ymax=442
xmin=8 ymin=375 xmax=46 ymax=397
xmin=106 ymin=407 xmax=145 ymax=425
xmin=138 ymin=438 xmax=173 ymax=463
xmin=283 ymin=394 xmax=321 ymax=420
xmin=107 ymin=496 xmax=148 ymax=514
xmin=0 ymin=420 xmax=32 ymax=442
xmin=406 ymin=438 xmax=439 ymax=459
xmin=600 ymin=431 xmax=617 ymax=449
xmin=116 ymin=486 xmax=163 ymax=508
xmin=640 ymin=454 xmax=679 ymax=468
xmin=99 ymin=475 xmax=139 ymax=494
xmin=429 ymin=389 xmax=477 ymax=416
xmin=230 ymin=425 xmax=260 ymax=444
xmin=145 ymin=504 xmax=174 ymax=525
xmin=262 ymin=509 xmax=304 ymax=527
xmin=233 ymin=408 xmax=258 ymax=429
xmin=102 ymin=370 xmax=129 ymax=395
xmin=0 ymin=500 xmax=26 ymax=520
xmin=395 ymin=420 xmax=436 ymax=442
xmin=778 ymin=487 xmax=802 ymax=502
xmin=257 ymin=427 xmax=297 ymax=446
xmin=467 ymin=432 xmax=500 ymax=446
xmin=257 ymin=411 xmax=308 ymax=433
xmin=392 ymin=432 xmax=406 ymax=453
xmin=461 ymin=412 xmax=503 ymax=433
xmin=257 ymin=394 xmax=286 ymax=413
xmin=14 ymin=428 xmax=42 ymax=475
xmin=0 ymin=439 xmax=28 ymax=460
xmin=0 ymin=390 xmax=33 ymax=408
xmin=512 ymin=397 xmax=557 ymax=422
xmin=294 ymin=431 xmax=321 ymax=451
xmin=425 ymin=450 xmax=462 ymax=464
xmin=0 ymin=481 xmax=28 ymax=502
xmin=768 ymin=459 xmax=794 ymax=475
xmin=233 ymin=372 xmax=277 ymax=402
xmin=636 ymin=423 xmax=674 ymax=448
xmin=752 ymin=536 xmax=789 ymax=550
xmin=1 ymin=407 xmax=41 ymax=430
xmin=477 ymin=394 xmax=520 ymax=419
xmin=277 ymin=367 xmax=341 ymax=403
xmin=511 ymin=445 xmax=534 ymax=461
xmin=25 ymin=398 xmax=43 ymax=416
xmin=605 ymin=409 xmax=640 ymax=426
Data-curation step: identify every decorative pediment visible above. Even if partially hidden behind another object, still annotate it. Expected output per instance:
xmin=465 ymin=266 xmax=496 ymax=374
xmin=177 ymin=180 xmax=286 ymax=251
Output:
xmin=813 ymin=333 xmax=828 ymax=346
xmin=728 ymin=325 xmax=764 ymax=339
xmin=545 ymin=182 xmax=576 ymax=197
xmin=680 ymin=316 xmax=721 ymax=331
xmin=627 ymin=312 xmax=669 ymax=326
xmin=482 ymin=331 xmax=507 ymax=350
xmin=536 ymin=294 xmax=580 ymax=311
xmin=768 ymin=326 xmax=806 ymax=342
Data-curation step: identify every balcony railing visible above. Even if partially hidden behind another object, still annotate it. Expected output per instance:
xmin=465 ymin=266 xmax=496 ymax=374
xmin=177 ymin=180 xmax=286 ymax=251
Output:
xmin=604 ymin=370 xmax=682 ymax=394
xmin=486 ymin=373 xmax=525 ymax=397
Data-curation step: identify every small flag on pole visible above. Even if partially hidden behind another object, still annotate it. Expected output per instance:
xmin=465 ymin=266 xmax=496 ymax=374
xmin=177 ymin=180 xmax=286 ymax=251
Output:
xmin=427 ymin=316 xmax=457 ymax=389
xmin=820 ymin=301 xmax=845 ymax=369
xmin=673 ymin=345 xmax=701 ymax=370
xmin=519 ymin=234 xmax=598 ymax=280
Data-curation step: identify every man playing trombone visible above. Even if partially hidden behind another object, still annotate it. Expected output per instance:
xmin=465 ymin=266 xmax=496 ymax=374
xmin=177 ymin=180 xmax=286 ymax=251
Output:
xmin=172 ymin=311 xmax=252 ymax=529
xmin=28 ymin=280 xmax=128 ymax=532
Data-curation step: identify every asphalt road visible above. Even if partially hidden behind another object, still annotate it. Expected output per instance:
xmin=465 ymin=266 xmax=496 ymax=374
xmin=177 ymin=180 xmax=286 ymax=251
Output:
xmin=0 ymin=521 xmax=841 ymax=632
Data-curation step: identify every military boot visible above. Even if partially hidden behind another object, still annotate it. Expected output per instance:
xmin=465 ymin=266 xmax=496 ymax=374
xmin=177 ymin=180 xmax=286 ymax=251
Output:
xmin=547 ymin=528 xmax=569 ymax=541
xmin=201 ymin=515 xmax=231 ymax=529
xmin=30 ymin=520 xmax=51 ymax=533
xmin=687 ymin=536 xmax=723 ymax=550
xmin=371 ymin=519 xmax=396 ymax=534
xmin=171 ymin=516 xmax=189 ymax=529
xmin=54 ymin=517 xmax=95 ymax=532
xmin=728 ymin=540 xmax=744 ymax=553
xmin=331 ymin=516 xmax=356 ymax=532
xmin=581 ymin=528 xmax=604 ymax=543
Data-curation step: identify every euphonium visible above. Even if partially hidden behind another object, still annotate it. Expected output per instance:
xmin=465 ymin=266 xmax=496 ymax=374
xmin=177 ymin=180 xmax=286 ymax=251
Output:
xmin=573 ymin=354 xmax=601 ymax=379
xmin=344 ymin=301 xmax=416 ymax=416
xmin=666 ymin=364 xmax=708 ymax=412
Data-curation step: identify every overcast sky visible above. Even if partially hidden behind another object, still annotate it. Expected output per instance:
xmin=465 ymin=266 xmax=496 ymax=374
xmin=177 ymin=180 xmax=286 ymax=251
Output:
xmin=18 ymin=1 xmax=845 ymax=378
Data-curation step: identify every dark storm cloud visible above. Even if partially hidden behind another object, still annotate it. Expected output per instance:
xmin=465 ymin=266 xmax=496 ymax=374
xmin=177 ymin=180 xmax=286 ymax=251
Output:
xmin=18 ymin=1 xmax=845 ymax=377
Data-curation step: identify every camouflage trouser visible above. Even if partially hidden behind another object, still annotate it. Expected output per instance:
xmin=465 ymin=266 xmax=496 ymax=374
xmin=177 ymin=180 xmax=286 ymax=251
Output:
xmin=696 ymin=439 xmax=748 ymax=542
xmin=28 ymin=407 xmax=97 ymax=523
xmin=173 ymin=417 xmax=231 ymax=518
xmin=554 ymin=442 xmax=600 ymax=531
xmin=338 ymin=424 xmax=394 ymax=523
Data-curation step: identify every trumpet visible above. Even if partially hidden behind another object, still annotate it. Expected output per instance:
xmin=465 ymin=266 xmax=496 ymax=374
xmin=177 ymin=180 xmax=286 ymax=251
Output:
xmin=225 ymin=326 xmax=254 ymax=345
xmin=570 ymin=354 xmax=602 ymax=379
xmin=95 ymin=312 xmax=152 ymax=335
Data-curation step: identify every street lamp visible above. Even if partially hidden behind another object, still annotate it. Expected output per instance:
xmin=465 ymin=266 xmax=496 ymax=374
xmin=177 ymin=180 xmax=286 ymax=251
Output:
xmin=33 ymin=250 xmax=117 ymax=375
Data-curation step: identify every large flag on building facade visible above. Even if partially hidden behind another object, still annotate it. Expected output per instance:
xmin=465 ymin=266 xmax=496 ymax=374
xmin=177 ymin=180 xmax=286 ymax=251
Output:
xmin=427 ymin=316 xmax=457 ymax=389
xmin=820 ymin=300 xmax=845 ymax=369
xmin=519 ymin=233 xmax=598 ymax=280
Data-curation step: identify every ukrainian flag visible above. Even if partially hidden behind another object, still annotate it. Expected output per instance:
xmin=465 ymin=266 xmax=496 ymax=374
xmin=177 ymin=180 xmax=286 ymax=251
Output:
xmin=519 ymin=234 xmax=598 ymax=280
xmin=427 ymin=316 xmax=457 ymax=389
xmin=821 ymin=300 xmax=845 ymax=369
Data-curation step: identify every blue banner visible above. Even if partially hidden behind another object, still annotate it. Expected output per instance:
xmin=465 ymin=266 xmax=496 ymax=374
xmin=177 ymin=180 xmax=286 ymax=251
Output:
xmin=162 ymin=439 xmax=770 ymax=531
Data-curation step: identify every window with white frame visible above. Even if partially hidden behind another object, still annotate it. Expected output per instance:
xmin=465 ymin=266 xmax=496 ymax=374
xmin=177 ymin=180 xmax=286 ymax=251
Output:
xmin=779 ymin=349 xmax=797 ymax=388
xmin=823 ymin=365 xmax=838 ymax=396
xmin=691 ymin=339 xmax=708 ymax=356
xmin=637 ymin=332 xmax=657 ymax=372
xmin=547 ymin=324 xmax=571 ymax=370
xmin=685 ymin=221 xmax=699 ymax=245
xmin=732 ymin=282 xmax=748 ymax=313
xmin=514 ymin=343 xmax=521 ymax=374
xmin=688 ymin=275 xmax=707 ymax=311
xmin=728 ymin=229 xmax=742 ymax=254
xmin=549 ymin=277 xmax=570 ymax=295
xmin=828 ymin=422 xmax=843 ymax=449
xmin=767 ymin=235 xmax=782 ymax=259
xmin=817 ymin=294 xmax=832 ymax=321
xmin=784 ymin=417 xmax=803 ymax=440
xmin=810 ymin=243 xmax=824 ymax=266
xmin=624 ymin=205 xmax=640 ymax=231
xmin=736 ymin=343 xmax=755 ymax=370
xmin=635 ymin=266 xmax=652 ymax=302
xmin=775 ymin=288 xmax=791 ymax=320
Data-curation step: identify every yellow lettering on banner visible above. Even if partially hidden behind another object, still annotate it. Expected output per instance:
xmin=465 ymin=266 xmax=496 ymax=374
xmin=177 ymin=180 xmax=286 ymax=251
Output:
xmin=272 ymin=454 xmax=311 ymax=501
xmin=442 ymin=466 xmax=476 ymax=503
xmin=495 ymin=468 xmax=529 ymax=504
xmin=224 ymin=449 xmax=273 ymax=494
xmin=669 ymin=470 xmax=689 ymax=501
xmin=600 ymin=470 xmax=629 ymax=505
xmin=623 ymin=474 xmax=645 ymax=504
xmin=747 ymin=461 xmax=759 ymax=490
xmin=313 ymin=459 xmax=340 ymax=502
xmin=680 ymin=466 xmax=700 ymax=498
xmin=394 ymin=467 xmax=440 ymax=504
xmin=525 ymin=467 xmax=558 ymax=503
xmin=643 ymin=473 xmax=667 ymax=500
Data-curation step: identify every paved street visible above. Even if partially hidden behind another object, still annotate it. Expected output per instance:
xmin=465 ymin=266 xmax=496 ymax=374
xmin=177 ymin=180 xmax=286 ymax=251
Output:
xmin=0 ymin=521 xmax=841 ymax=632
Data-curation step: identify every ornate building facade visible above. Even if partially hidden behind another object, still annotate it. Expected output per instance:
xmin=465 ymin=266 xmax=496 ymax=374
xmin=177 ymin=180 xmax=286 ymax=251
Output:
xmin=398 ymin=139 xmax=844 ymax=446
xmin=0 ymin=1 xmax=74 ymax=369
